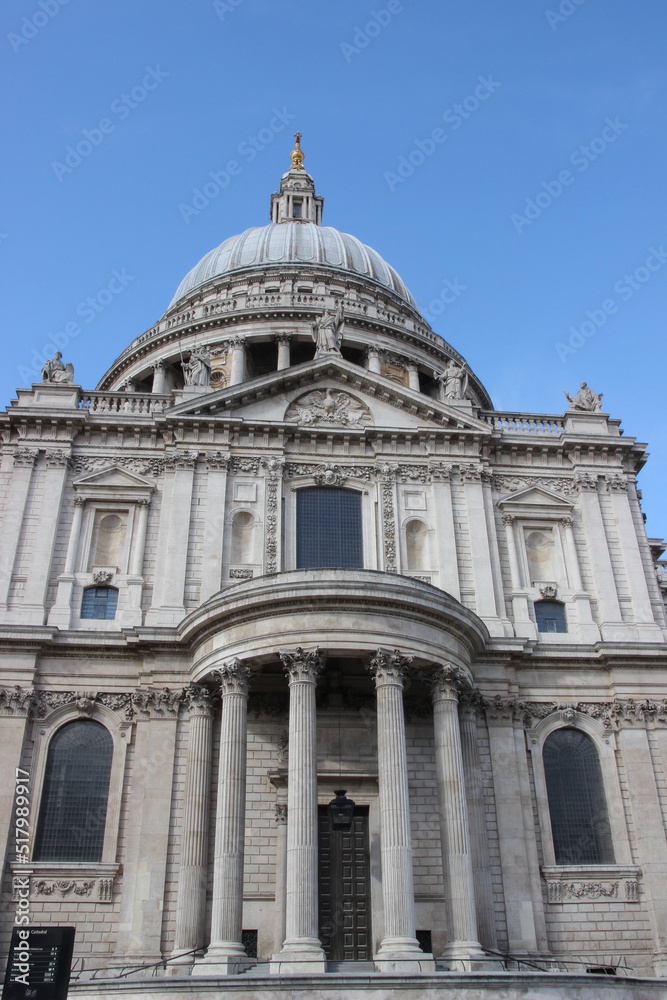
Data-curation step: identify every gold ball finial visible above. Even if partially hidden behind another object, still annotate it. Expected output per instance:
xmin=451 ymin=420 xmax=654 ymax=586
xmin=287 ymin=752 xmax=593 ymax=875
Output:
xmin=290 ymin=131 xmax=305 ymax=170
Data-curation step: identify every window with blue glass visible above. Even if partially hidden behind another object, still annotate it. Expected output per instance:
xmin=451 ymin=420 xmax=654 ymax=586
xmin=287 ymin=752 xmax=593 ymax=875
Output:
xmin=296 ymin=487 xmax=363 ymax=569
xmin=535 ymin=599 xmax=567 ymax=633
xmin=34 ymin=720 xmax=113 ymax=862
xmin=81 ymin=585 xmax=118 ymax=620
xmin=543 ymin=728 xmax=614 ymax=865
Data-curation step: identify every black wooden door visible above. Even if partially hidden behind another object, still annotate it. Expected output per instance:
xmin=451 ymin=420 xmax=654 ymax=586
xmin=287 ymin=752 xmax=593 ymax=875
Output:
xmin=318 ymin=805 xmax=371 ymax=961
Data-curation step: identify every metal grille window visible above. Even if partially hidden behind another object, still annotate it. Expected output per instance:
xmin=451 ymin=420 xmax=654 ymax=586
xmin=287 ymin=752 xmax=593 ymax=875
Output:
xmin=535 ymin=599 xmax=567 ymax=633
xmin=81 ymin=586 xmax=118 ymax=620
xmin=296 ymin=487 xmax=363 ymax=569
xmin=34 ymin=720 xmax=113 ymax=862
xmin=543 ymin=728 xmax=614 ymax=865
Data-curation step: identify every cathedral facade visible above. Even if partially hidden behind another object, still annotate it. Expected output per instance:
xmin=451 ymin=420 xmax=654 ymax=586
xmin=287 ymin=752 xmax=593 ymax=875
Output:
xmin=2 ymin=138 xmax=667 ymax=998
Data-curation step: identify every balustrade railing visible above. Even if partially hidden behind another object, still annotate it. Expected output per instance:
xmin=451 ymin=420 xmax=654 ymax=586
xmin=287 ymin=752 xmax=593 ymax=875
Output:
xmin=79 ymin=392 xmax=171 ymax=414
xmin=480 ymin=411 xmax=565 ymax=435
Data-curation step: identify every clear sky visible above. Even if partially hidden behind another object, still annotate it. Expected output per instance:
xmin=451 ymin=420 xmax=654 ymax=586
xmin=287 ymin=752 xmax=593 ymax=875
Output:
xmin=2 ymin=0 xmax=666 ymax=533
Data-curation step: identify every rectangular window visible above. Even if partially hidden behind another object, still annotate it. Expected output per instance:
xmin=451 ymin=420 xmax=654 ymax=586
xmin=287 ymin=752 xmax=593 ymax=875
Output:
xmin=296 ymin=487 xmax=363 ymax=569
xmin=292 ymin=200 xmax=303 ymax=218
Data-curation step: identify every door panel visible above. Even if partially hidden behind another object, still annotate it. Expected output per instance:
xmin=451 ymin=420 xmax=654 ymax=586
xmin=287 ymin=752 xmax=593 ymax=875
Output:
xmin=318 ymin=805 xmax=371 ymax=961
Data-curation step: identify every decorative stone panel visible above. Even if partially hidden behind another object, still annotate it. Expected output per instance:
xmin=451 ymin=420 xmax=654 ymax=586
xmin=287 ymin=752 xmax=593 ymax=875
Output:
xmin=542 ymin=865 xmax=641 ymax=904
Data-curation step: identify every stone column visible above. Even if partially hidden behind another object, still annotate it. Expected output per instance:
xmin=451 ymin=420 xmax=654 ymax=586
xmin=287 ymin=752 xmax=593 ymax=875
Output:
xmin=48 ymin=497 xmax=86 ymax=628
xmin=559 ymin=516 xmax=599 ymax=641
xmin=270 ymin=648 xmax=326 ymax=974
xmin=229 ymin=337 xmax=246 ymax=385
xmin=407 ymin=363 xmax=420 ymax=392
xmin=123 ymin=498 xmax=151 ymax=626
xmin=195 ymin=659 xmax=253 ymax=976
xmin=22 ymin=449 xmax=70 ymax=624
xmin=502 ymin=514 xmax=536 ymax=639
xmin=430 ymin=666 xmax=484 ymax=966
xmin=368 ymin=650 xmax=434 ymax=973
xmin=151 ymin=361 xmax=166 ymax=394
xmin=462 ymin=469 xmax=504 ymax=636
xmin=172 ymin=684 xmax=215 ymax=964
xmin=273 ymin=801 xmax=288 ymax=954
xmin=576 ymin=476 xmax=626 ymax=639
xmin=200 ymin=454 xmax=229 ymax=601
xmin=0 ymin=448 xmax=38 ymax=612
xmin=276 ymin=334 xmax=292 ymax=371
xmin=458 ymin=694 xmax=497 ymax=952
xmin=367 ymin=347 xmax=382 ymax=374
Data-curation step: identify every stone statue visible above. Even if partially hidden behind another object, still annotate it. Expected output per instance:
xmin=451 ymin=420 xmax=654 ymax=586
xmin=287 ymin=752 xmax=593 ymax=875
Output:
xmin=182 ymin=346 xmax=211 ymax=387
xmin=41 ymin=351 xmax=74 ymax=384
xmin=435 ymin=358 xmax=467 ymax=401
xmin=312 ymin=302 xmax=344 ymax=357
xmin=564 ymin=382 xmax=603 ymax=412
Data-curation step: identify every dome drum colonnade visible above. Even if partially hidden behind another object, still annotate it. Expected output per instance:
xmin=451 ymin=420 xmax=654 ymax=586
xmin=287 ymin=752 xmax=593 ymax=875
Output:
xmin=169 ymin=569 xmax=490 ymax=974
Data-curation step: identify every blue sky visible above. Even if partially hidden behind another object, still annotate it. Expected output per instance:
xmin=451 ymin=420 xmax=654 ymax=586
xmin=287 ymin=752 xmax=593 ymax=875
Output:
xmin=2 ymin=0 xmax=666 ymax=533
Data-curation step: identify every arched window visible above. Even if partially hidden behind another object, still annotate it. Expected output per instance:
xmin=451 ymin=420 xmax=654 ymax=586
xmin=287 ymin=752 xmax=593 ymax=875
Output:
xmin=405 ymin=519 xmax=428 ymax=571
xmin=81 ymin=586 xmax=118 ymax=620
xmin=535 ymin=599 xmax=567 ymax=633
xmin=34 ymin=720 xmax=113 ymax=862
xmin=231 ymin=510 xmax=254 ymax=564
xmin=543 ymin=728 xmax=614 ymax=865
xmin=296 ymin=487 xmax=363 ymax=569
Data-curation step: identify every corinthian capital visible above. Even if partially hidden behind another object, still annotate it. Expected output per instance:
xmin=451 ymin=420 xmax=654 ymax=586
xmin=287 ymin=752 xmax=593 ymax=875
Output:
xmin=430 ymin=664 xmax=466 ymax=701
xmin=183 ymin=682 xmax=215 ymax=717
xmin=213 ymin=658 xmax=252 ymax=697
xmin=367 ymin=648 xmax=413 ymax=687
xmin=280 ymin=647 xmax=322 ymax=684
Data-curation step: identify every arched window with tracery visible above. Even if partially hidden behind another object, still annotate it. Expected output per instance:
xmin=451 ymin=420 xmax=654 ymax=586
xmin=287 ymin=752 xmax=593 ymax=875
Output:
xmin=543 ymin=727 xmax=614 ymax=865
xmin=34 ymin=720 xmax=113 ymax=862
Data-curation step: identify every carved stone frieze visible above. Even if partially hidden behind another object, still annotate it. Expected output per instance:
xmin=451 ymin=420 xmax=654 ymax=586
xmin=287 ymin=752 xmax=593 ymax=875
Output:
xmin=284 ymin=462 xmax=374 ymax=483
xmin=45 ymin=449 xmax=71 ymax=469
xmin=248 ymin=692 xmax=289 ymax=718
xmin=230 ymin=568 xmax=253 ymax=579
xmin=13 ymin=871 xmax=117 ymax=904
xmin=262 ymin=457 xmax=283 ymax=574
xmin=275 ymin=803 xmax=288 ymax=824
xmin=374 ymin=465 xmax=398 ymax=573
xmin=131 ymin=687 xmax=183 ymax=717
xmin=481 ymin=696 xmax=667 ymax=730
xmin=544 ymin=867 xmax=640 ymax=904
xmin=231 ymin=456 xmax=260 ymax=476
xmin=285 ymin=389 xmax=372 ymax=428
xmin=96 ymin=692 xmax=134 ymax=720
xmin=69 ymin=456 xmax=165 ymax=477
xmin=163 ymin=450 xmax=199 ymax=472
xmin=396 ymin=465 xmax=429 ymax=484
xmin=493 ymin=475 xmax=580 ymax=499
xmin=313 ymin=463 xmax=345 ymax=487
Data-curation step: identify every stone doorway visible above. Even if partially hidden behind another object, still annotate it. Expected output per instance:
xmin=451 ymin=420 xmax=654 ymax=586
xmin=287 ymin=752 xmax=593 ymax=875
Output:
xmin=318 ymin=805 xmax=372 ymax=962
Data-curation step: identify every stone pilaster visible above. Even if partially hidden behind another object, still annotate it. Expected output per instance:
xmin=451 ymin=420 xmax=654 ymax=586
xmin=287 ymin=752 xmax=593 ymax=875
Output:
xmin=172 ymin=685 xmax=215 ymax=964
xmin=145 ymin=451 xmax=197 ymax=625
xmin=430 ymin=667 xmax=484 ymax=966
xmin=0 ymin=448 xmax=38 ymax=612
xmin=270 ymin=648 xmax=326 ymax=974
xmin=195 ymin=659 xmax=253 ymax=976
xmin=273 ymin=801 xmax=288 ymax=954
xmin=458 ymin=693 xmax=497 ymax=952
xmin=123 ymin=497 xmax=151 ymax=626
xmin=48 ymin=497 xmax=86 ymax=628
xmin=368 ymin=649 xmax=434 ymax=973
xmin=22 ymin=449 xmax=71 ymax=624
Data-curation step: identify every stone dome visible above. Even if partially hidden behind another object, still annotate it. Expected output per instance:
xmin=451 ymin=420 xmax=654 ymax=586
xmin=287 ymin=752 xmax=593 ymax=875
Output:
xmin=168 ymin=223 xmax=419 ymax=313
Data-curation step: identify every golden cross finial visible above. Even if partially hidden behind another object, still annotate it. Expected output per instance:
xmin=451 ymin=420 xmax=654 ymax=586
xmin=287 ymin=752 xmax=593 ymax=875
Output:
xmin=290 ymin=131 xmax=305 ymax=170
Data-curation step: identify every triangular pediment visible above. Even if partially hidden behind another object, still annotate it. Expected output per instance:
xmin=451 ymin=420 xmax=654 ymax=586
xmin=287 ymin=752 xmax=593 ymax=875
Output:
xmin=166 ymin=356 xmax=492 ymax=434
xmin=498 ymin=485 xmax=573 ymax=513
xmin=73 ymin=465 xmax=155 ymax=497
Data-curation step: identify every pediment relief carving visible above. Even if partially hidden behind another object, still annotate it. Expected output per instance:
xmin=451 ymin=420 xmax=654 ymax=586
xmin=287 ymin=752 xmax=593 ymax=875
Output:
xmin=72 ymin=464 xmax=156 ymax=500
xmin=497 ymin=484 xmax=574 ymax=517
xmin=285 ymin=388 xmax=372 ymax=428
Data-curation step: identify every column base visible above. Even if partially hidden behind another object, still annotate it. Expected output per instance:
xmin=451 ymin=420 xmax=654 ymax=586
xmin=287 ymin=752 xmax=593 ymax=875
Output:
xmin=438 ymin=942 xmax=500 ymax=971
xmin=192 ymin=942 xmax=254 ymax=977
xmin=374 ymin=937 xmax=435 ymax=973
xmin=269 ymin=939 xmax=327 ymax=974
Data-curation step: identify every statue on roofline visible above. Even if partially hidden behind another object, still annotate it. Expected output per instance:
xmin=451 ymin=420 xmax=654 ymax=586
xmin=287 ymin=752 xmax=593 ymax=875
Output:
xmin=41 ymin=351 xmax=74 ymax=384
xmin=564 ymin=381 xmax=603 ymax=412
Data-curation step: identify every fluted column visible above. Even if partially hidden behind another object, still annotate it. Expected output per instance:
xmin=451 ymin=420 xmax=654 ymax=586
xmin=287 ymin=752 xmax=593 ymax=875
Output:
xmin=172 ymin=684 xmax=215 ymax=964
xmin=270 ymin=648 xmax=326 ymax=974
xmin=194 ymin=659 xmax=253 ymax=976
xmin=273 ymin=801 xmax=288 ymax=954
xmin=430 ymin=667 xmax=484 ymax=965
xmin=368 ymin=650 xmax=434 ymax=973
xmin=458 ymin=693 xmax=497 ymax=952
xmin=229 ymin=337 xmax=246 ymax=385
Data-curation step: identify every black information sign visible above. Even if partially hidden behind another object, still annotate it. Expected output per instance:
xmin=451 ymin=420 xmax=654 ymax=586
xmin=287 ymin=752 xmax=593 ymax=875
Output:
xmin=2 ymin=927 xmax=75 ymax=1000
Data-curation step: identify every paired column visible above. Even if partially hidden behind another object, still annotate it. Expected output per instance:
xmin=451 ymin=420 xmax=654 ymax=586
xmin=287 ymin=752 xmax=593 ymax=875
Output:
xmin=195 ymin=659 xmax=253 ymax=976
xmin=172 ymin=684 xmax=215 ymax=964
xmin=270 ymin=648 xmax=326 ymax=973
xmin=368 ymin=650 xmax=435 ymax=973
xmin=430 ymin=668 xmax=484 ymax=965
xmin=276 ymin=334 xmax=292 ymax=370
